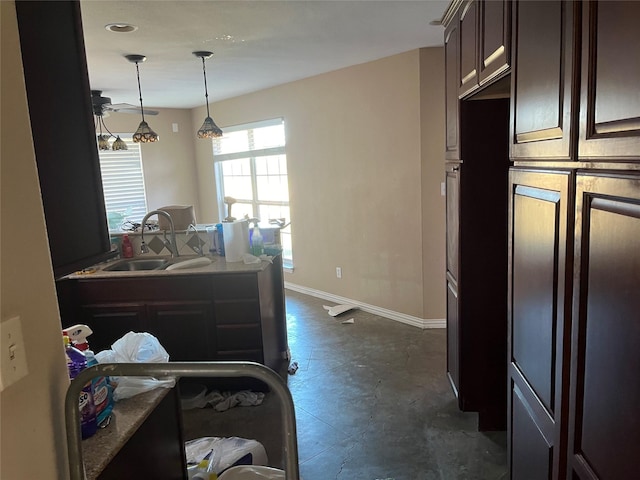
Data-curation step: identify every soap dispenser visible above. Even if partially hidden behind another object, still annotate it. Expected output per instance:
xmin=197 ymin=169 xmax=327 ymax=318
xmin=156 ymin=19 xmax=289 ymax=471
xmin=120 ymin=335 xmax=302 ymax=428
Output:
xmin=121 ymin=234 xmax=134 ymax=258
xmin=250 ymin=220 xmax=264 ymax=256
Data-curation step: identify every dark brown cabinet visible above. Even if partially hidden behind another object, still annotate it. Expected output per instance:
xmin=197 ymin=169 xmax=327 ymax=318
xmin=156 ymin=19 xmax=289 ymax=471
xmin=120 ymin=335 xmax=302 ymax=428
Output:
xmin=479 ymin=0 xmax=511 ymax=84
xmin=567 ymin=172 xmax=640 ymax=480
xmin=510 ymin=0 xmax=577 ymax=161
xmin=445 ymin=0 xmax=640 ymax=473
xmin=504 ymin=2 xmax=640 ymax=479
xmin=578 ymin=1 xmax=640 ymax=160
xmin=15 ymin=1 xmax=115 ymax=278
xmin=57 ymin=264 xmax=285 ymax=377
xmin=457 ymin=0 xmax=511 ymax=98
xmin=508 ymin=168 xmax=573 ymax=480
xmin=459 ymin=0 xmax=479 ymax=97
xmin=445 ymin=12 xmax=460 ymax=160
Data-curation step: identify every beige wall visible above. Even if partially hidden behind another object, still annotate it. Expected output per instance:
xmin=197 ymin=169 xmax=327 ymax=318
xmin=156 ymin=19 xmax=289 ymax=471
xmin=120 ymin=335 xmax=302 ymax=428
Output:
xmin=193 ymin=50 xmax=445 ymax=320
xmin=108 ymin=49 xmax=446 ymax=320
xmin=420 ymin=48 xmax=446 ymax=319
xmin=1 ymin=2 xmax=70 ymax=477
xmin=99 ymin=110 xmax=201 ymax=220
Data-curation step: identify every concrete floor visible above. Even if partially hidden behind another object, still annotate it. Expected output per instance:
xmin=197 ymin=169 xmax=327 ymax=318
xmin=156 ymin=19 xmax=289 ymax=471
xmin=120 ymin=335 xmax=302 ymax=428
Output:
xmin=182 ymin=289 xmax=508 ymax=480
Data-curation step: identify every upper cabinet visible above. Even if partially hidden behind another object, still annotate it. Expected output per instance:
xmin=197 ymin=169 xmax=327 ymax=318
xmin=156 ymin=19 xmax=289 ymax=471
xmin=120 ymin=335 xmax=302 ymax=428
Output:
xmin=457 ymin=0 xmax=511 ymax=98
xmin=479 ymin=0 xmax=511 ymax=84
xmin=510 ymin=0 xmax=578 ymax=161
xmin=16 ymin=1 xmax=114 ymax=277
xmin=445 ymin=12 xmax=461 ymax=160
xmin=459 ymin=0 xmax=479 ymax=97
xmin=511 ymin=0 xmax=640 ymax=162
xmin=578 ymin=1 xmax=640 ymax=161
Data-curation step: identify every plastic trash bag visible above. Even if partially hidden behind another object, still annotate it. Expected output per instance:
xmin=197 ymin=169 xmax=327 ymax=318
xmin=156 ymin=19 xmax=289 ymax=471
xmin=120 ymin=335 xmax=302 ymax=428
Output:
xmin=95 ymin=331 xmax=175 ymax=401
xmin=186 ymin=437 xmax=268 ymax=477
xmin=218 ymin=466 xmax=290 ymax=479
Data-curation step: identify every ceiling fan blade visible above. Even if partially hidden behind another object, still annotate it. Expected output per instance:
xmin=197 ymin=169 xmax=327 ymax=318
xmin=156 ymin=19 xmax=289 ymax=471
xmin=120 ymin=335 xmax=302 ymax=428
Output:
xmin=107 ymin=103 xmax=159 ymax=116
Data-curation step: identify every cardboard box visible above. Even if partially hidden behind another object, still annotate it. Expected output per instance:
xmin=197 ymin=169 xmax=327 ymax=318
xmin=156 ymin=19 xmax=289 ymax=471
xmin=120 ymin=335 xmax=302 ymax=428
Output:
xmin=157 ymin=205 xmax=196 ymax=231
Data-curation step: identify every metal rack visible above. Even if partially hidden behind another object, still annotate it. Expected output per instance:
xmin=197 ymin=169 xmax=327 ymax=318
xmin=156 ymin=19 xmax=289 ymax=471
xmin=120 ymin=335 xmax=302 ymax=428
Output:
xmin=65 ymin=361 xmax=300 ymax=480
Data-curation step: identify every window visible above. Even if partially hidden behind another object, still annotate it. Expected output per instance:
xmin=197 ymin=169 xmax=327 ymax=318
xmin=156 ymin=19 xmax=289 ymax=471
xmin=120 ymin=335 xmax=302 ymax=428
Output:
xmin=97 ymin=135 xmax=148 ymax=230
xmin=213 ymin=118 xmax=293 ymax=267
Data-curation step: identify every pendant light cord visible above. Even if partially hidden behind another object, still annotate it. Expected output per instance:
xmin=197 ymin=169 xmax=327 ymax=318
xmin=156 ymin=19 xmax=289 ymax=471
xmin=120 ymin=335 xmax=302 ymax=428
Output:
xmin=135 ymin=61 xmax=146 ymax=122
xmin=201 ymin=57 xmax=211 ymax=118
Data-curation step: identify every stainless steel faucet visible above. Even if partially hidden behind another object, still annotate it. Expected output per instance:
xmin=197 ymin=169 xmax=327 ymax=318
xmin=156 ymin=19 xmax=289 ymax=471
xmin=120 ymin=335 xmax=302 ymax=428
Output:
xmin=140 ymin=210 xmax=180 ymax=258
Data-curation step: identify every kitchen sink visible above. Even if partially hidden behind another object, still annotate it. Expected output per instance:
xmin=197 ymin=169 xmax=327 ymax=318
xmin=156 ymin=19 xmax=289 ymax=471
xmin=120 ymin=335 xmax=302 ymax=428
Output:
xmin=102 ymin=258 xmax=169 ymax=271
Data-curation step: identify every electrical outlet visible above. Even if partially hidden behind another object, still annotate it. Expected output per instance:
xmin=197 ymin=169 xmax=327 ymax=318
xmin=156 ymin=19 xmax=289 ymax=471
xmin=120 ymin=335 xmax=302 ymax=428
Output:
xmin=0 ymin=316 xmax=29 ymax=392
xmin=172 ymin=123 xmax=179 ymax=132
xmin=336 ymin=267 xmax=342 ymax=279
xmin=441 ymin=182 xmax=446 ymax=196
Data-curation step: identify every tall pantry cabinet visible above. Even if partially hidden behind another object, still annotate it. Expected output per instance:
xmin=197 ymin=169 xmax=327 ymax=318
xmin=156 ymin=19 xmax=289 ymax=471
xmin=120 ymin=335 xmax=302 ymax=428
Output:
xmin=443 ymin=0 xmax=640 ymax=478
xmin=509 ymin=1 xmax=640 ymax=478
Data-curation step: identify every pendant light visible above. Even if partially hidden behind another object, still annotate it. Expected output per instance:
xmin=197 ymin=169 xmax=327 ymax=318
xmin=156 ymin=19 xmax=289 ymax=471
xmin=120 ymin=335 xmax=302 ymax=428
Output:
xmin=95 ymin=114 xmax=128 ymax=151
xmin=193 ymin=51 xmax=223 ymax=139
xmin=125 ymin=54 xmax=159 ymax=143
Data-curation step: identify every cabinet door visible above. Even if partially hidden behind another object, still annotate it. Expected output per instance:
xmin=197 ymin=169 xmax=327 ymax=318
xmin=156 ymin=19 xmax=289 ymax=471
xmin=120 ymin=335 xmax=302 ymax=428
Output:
xmin=445 ymin=13 xmax=460 ymax=160
xmin=445 ymin=163 xmax=461 ymax=402
xmin=459 ymin=0 xmax=479 ymax=97
xmin=445 ymin=164 xmax=460 ymax=283
xmin=446 ymin=280 xmax=460 ymax=401
xmin=578 ymin=1 xmax=640 ymax=160
xmin=79 ymin=303 xmax=146 ymax=353
xmin=508 ymin=169 xmax=573 ymax=480
xmin=146 ymin=301 xmax=213 ymax=361
xmin=15 ymin=1 xmax=113 ymax=277
xmin=568 ymin=173 xmax=640 ymax=479
xmin=479 ymin=0 xmax=510 ymax=85
xmin=510 ymin=0 xmax=578 ymax=160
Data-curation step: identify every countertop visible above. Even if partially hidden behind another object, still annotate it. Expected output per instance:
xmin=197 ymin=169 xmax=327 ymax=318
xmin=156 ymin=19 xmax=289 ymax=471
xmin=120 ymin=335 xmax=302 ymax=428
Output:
xmin=82 ymin=388 xmax=170 ymax=480
xmin=64 ymin=254 xmax=273 ymax=280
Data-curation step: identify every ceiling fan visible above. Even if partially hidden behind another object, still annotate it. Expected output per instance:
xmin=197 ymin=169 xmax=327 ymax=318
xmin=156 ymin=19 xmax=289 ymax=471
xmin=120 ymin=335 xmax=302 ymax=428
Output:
xmin=91 ymin=90 xmax=158 ymax=117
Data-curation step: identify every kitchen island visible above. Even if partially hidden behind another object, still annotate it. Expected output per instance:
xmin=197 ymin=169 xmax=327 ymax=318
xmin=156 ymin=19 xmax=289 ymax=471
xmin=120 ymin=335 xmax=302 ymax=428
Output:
xmin=56 ymin=254 xmax=288 ymax=389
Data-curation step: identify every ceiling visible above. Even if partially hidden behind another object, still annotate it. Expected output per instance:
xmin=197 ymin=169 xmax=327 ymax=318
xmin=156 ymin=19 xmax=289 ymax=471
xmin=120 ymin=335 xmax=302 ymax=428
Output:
xmin=80 ymin=0 xmax=449 ymax=110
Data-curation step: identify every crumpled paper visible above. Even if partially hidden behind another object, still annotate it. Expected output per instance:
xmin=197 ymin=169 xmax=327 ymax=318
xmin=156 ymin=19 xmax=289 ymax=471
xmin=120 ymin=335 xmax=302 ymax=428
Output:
xmin=242 ymin=253 xmax=274 ymax=264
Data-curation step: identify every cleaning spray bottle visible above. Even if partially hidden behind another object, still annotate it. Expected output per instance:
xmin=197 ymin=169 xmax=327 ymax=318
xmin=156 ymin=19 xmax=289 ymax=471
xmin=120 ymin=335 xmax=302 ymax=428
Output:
xmin=250 ymin=220 xmax=264 ymax=256
xmin=65 ymin=324 xmax=114 ymax=427
xmin=64 ymin=335 xmax=97 ymax=439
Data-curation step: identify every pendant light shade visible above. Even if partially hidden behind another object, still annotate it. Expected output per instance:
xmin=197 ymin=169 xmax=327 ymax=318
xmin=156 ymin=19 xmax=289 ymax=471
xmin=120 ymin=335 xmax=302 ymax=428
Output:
xmin=111 ymin=136 xmax=128 ymax=150
xmin=95 ymin=114 xmax=128 ymax=151
xmin=193 ymin=51 xmax=223 ymax=139
xmin=125 ymin=54 xmax=159 ymax=143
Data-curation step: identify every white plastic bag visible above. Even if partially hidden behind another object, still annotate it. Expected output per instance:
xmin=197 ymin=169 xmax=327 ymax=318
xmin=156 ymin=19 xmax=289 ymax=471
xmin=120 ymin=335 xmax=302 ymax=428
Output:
xmin=185 ymin=437 xmax=268 ymax=477
xmin=95 ymin=331 xmax=176 ymax=401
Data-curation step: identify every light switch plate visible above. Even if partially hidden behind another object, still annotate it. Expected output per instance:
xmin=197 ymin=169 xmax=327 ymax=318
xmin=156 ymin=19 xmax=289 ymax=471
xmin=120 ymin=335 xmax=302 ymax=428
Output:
xmin=0 ymin=316 xmax=29 ymax=392
xmin=441 ymin=182 xmax=446 ymax=196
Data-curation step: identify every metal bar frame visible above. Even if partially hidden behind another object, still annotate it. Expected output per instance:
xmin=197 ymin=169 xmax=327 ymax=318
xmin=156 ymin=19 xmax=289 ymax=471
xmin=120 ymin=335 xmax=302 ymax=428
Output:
xmin=65 ymin=361 xmax=300 ymax=480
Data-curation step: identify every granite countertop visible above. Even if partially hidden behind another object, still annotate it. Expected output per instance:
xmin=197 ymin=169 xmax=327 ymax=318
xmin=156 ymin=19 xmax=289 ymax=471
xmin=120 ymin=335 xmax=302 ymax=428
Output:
xmin=82 ymin=388 xmax=170 ymax=480
xmin=64 ymin=254 xmax=272 ymax=280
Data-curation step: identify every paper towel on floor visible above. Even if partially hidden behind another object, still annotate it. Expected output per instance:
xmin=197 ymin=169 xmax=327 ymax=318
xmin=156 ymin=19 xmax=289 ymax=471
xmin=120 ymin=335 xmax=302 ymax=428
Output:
xmin=206 ymin=390 xmax=265 ymax=412
xmin=222 ymin=220 xmax=249 ymax=262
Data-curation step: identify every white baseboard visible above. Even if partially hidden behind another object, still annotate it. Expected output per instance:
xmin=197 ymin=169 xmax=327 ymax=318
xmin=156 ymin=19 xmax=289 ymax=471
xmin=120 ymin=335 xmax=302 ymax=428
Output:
xmin=284 ymin=282 xmax=446 ymax=330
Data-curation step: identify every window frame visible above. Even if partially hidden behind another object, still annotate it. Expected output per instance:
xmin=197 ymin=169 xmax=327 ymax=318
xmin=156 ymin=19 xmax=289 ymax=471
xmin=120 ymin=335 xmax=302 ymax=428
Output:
xmin=212 ymin=118 xmax=293 ymax=268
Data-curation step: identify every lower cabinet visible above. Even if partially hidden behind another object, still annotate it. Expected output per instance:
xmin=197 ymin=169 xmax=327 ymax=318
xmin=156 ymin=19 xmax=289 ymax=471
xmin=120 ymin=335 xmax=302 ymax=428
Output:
xmin=508 ymin=168 xmax=573 ymax=479
xmin=567 ymin=172 xmax=640 ymax=479
xmin=57 ymin=265 xmax=285 ymax=386
xmin=509 ymin=169 xmax=640 ymax=479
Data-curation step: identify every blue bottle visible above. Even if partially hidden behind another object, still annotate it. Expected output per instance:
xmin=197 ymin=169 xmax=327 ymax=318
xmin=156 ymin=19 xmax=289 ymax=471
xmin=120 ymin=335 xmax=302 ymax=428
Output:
xmin=66 ymin=324 xmax=114 ymax=427
xmin=64 ymin=336 xmax=97 ymax=439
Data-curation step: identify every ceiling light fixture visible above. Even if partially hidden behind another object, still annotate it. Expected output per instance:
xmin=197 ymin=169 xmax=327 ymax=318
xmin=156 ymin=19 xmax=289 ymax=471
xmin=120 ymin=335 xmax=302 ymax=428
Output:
xmin=95 ymin=114 xmax=128 ymax=151
xmin=105 ymin=23 xmax=138 ymax=33
xmin=193 ymin=51 xmax=223 ymax=139
xmin=125 ymin=54 xmax=159 ymax=143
